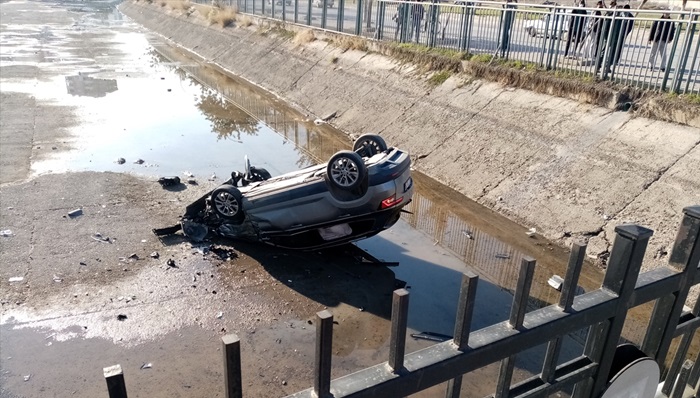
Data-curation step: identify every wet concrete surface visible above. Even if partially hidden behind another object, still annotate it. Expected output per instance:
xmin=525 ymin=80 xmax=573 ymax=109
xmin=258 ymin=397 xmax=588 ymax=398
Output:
xmin=0 ymin=0 xmax=658 ymax=396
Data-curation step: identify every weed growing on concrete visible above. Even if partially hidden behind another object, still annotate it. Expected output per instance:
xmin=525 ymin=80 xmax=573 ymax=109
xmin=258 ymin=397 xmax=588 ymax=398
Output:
xmin=330 ymin=56 xmax=339 ymax=64
xmin=468 ymin=54 xmax=495 ymax=63
xmin=271 ymin=25 xmax=296 ymax=39
xmin=169 ymin=0 xmax=191 ymax=11
xmin=293 ymin=29 xmax=316 ymax=45
xmin=428 ymin=70 xmax=452 ymax=86
xmin=237 ymin=15 xmax=253 ymax=27
xmin=335 ymin=36 xmax=369 ymax=52
xmin=383 ymin=43 xmax=463 ymax=73
xmin=208 ymin=6 xmax=237 ymax=27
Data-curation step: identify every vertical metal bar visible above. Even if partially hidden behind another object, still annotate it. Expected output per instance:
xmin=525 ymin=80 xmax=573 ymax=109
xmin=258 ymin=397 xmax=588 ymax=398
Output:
xmin=495 ymin=356 xmax=517 ymax=398
xmin=307 ymin=0 xmax=312 ymax=25
xmin=682 ymin=25 xmax=700 ymax=94
xmin=377 ymin=1 xmax=386 ymax=40
xmin=495 ymin=257 xmax=536 ymax=398
xmin=445 ymin=375 xmax=462 ymax=398
xmin=389 ymin=289 xmax=410 ymax=372
xmin=104 ymin=365 xmax=128 ymax=398
xmin=222 ymin=334 xmax=243 ymax=398
xmin=587 ymin=225 xmax=654 ymax=398
xmin=642 ymin=206 xmax=700 ymax=364
xmin=321 ymin=0 xmax=328 ymax=29
xmin=663 ymin=329 xmax=696 ymax=395
xmin=662 ymin=14 xmax=685 ymax=92
xmin=282 ymin=0 xmax=286 ymax=21
xmin=314 ymin=310 xmax=334 ymax=398
xmin=465 ymin=5 xmax=473 ymax=55
xmin=510 ymin=257 xmax=536 ymax=329
xmin=337 ymin=0 xmax=345 ymax=32
xmin=355 ymin=0 xmax=363 ymax=35
xmin=673 ymin=13 xmax=698 ymax=93
xmin=542 ymin=241 xmax=587 ymax=382
xmin=559 ymin=240 xmax=587 ymax=311
xmin=453 ymin=271 xmax=479 ymax=350
xmin=671 ymin=360 xmax=694 ymax=398
xmin=294 ymin=0 xmax=298 ymax=23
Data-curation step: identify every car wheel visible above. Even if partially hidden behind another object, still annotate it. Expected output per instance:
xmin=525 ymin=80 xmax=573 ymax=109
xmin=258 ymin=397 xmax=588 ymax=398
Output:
xmin=211 ymin=185 xmax=244 ymax=222
xmin=527 ymin=27 xmax=537 ymax=37
xmin=327 ymin=150 xmax=366 ymax=191
xmin=353 ymin=134 xmax=387 ymax=157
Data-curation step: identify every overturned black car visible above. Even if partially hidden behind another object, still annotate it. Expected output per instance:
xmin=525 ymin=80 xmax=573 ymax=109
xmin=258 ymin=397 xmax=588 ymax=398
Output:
xmin=155 ymin=135 xmax=414 ymax=250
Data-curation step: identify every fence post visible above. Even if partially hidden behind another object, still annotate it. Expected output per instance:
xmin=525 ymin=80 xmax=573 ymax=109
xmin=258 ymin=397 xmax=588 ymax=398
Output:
xmin=314 ymin=310 xmax=334 ymax=398
xmin=389 ymin=289 xmax=410 ymax=372
xmin=661 ymin=14 xmax=684 ymax=91
xmin=337 ymin=0 xmax=345 ymax=32
xmin=495 ymin=257 xmax=536 ymax=398
xmin=575 ymin=224 xmax=653 ymax=398
xmin=671 ymin=360 xmax=694 ymax=398
xmin=222 ymin=334 xmax=243 ymax=398
xmin=427 ymin=0 xmax=439 ymax=48
xmin=355 ymin=0 xmax=363 ymax=35
xmin=294 ymin=0 xmax=298 ymax=23
xmin=321 ymin=0 xmax=328 ymax=29
xmin=642 ymin=206 xmax=700 ymax=366
xmin=672 ymin=12 xmax=698 ymax=93
xmin=307 ymin=0 xmax=312 ymax=25
xmin=458 ymin=4 xmax=472 ymax=53
xmin=377 ymin=1 xmax=386 ymax=40
xmin=104 ymin=364 xmax=128 ymax=398
xmin=541 ymin=241 xmax=587 ymax=383
xmin=446 ymin=272 xmax=479 ymax=398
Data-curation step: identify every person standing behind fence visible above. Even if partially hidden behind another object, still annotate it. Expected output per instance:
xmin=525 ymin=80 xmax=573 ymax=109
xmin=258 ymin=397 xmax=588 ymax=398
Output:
xmin=394 ymin=2 xmax=407 ymax=40
xmin=582 ymin=1 xmax=605 ymax=61
xmin=648 ymin=12 xmax=675 ymax=71
xmin=411 ymin=1 xmax=425 ymax=43
xmin=565 ymin=0 xmax=588 ymax=58
xmin=498 ymin=0 xmax=518 ymax=57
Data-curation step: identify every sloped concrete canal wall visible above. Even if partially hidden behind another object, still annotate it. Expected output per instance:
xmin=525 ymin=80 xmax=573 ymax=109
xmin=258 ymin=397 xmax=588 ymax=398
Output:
xmin=119 ymin=1 xmax=700 ymax=274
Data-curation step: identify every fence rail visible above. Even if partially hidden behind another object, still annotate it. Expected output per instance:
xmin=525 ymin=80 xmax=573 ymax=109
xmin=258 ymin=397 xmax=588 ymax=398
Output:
xmin=104 ymin=205 xmax=700 ymax=397
xmin=204 ymin=0 xmax=700 ymax=94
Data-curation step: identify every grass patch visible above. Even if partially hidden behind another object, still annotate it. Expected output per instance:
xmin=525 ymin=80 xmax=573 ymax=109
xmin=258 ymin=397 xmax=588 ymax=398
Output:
xmin=428 ymin=70 xmax=452 ymax=86
xmin=468 ymin=53 xmax=494 ymax=63
xmin=208 ymin=6 xmax=237 ymax=27
xmin=382 ymin=42 xmax=465 ymax=73
xmin=271 ymin=25 xmax=296 ymax=39
xmin=334 ymin=36 xmax=369 ymax=52
xmin=169 ymin=0 xmax=191 ymax=11
xmin=237 ymin=15 xmax=253 ymax=27
xmin=293 ymin=29 xmax=316 ymax=45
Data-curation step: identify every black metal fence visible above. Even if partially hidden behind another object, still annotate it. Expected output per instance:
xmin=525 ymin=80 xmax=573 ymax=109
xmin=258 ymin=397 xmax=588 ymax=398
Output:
xmin=104 ymin=205 xmax=700 ymax=397
xmin=195 ymin=0 xmax=700 ymax=95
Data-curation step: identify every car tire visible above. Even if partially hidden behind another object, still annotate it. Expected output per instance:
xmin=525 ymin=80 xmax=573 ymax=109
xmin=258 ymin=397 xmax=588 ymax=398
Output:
xmin=251 ymin=167 xmax=272 ymax=181
xmin=211 ymin=185 xmax=244 ymax=222
xmin=353 ymin=134 xmax=387 ymax=158
xmin=327 ymin=150 xmax=367 ymax=191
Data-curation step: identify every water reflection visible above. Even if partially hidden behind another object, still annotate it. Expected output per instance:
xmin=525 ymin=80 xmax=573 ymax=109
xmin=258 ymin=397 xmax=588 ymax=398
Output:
xmin=65 ymin=73 xmax=118 ymax=97
xmin=196 ymin=90 xmax=259 ymax=140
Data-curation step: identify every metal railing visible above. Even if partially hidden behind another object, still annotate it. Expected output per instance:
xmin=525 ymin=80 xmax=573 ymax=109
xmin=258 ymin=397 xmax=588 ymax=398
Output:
xmin=206 ymin=0 xmax=700 ymax=94
xmin=103 ymin=205 xmax=700 ymax=397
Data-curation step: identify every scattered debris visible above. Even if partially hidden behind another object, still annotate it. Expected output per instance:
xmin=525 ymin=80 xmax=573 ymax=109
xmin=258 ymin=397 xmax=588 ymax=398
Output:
xmin=181 ymin=221 xmax=208 ymax=242
xmin=208 ymin=173 xmax=217 ymax=181
xmin=67 ymin=209 xmax=83 ymax=218
xmin=182 ymin=171 xmax=194 ymax=178
xmin=548 ymin=275 xmax=564 ymax=291
xmin=128 ymin=253 xmax=139 ymax=260
xmin=117 ymin=314 xmax=128 ymax=321
xmin=116 ymin=158 xmax=126 ymax=164
xmin=150 ymin=252 xmax=160 ymax=259
xmin=140 ymin=363 xmax=152 ymax=370
xmin=9 ymin=276 xmax=24 ymax=283
xmin=157 ymin=176 xmax=181 ymax=187
xmin=23 ymin=374 xmax=31 ymax=382
xmin=282 ymin=380 xmax=287 ymax=386
xmin=216 ymin=312 xmax=223 ymax=319
xmin=526 ymin=227 xmax=537 ymax=237
xmin=313 ymin=118 xmax=324 ymax=125
xmin=52 ymin=275 xmax=63 ymax=283
xmin=134 ymin=159 xmax=145 ymax=164
xmin=1 ymin=230 xmax=13 ymax=237
xmin=91 ymin=233 xmax=112 ymax=244
xmin=602 ymin=214 xmax=611 ymax=221
xmin=209 ymin=245 xmax=238 ymax=261
xmin=166 ymin=259 xmax=177 ymax=268
xmin=495 ymin=253 xmax=510 ymax=259
xmin=79 ymin=261 xmax=87 ymax=266
xmin=186 ymin=178 xmax=197 ymax=185
xmin=410 ymin=331 xmax=452 ymax=342
xmin=462 ymin=230 xmax=473 ymax=239
xmin=654 ymin=246 xmax=668 ymax=259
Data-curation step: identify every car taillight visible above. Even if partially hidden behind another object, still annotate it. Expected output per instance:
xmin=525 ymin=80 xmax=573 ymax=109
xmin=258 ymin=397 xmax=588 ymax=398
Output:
xmin=381 ymin=195 xmax=403 ymax=209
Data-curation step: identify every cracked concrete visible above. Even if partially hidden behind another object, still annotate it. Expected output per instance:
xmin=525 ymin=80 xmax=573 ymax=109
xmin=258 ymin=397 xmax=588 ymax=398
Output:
xmin=119 ymin=1 xmax=700 ymax=275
